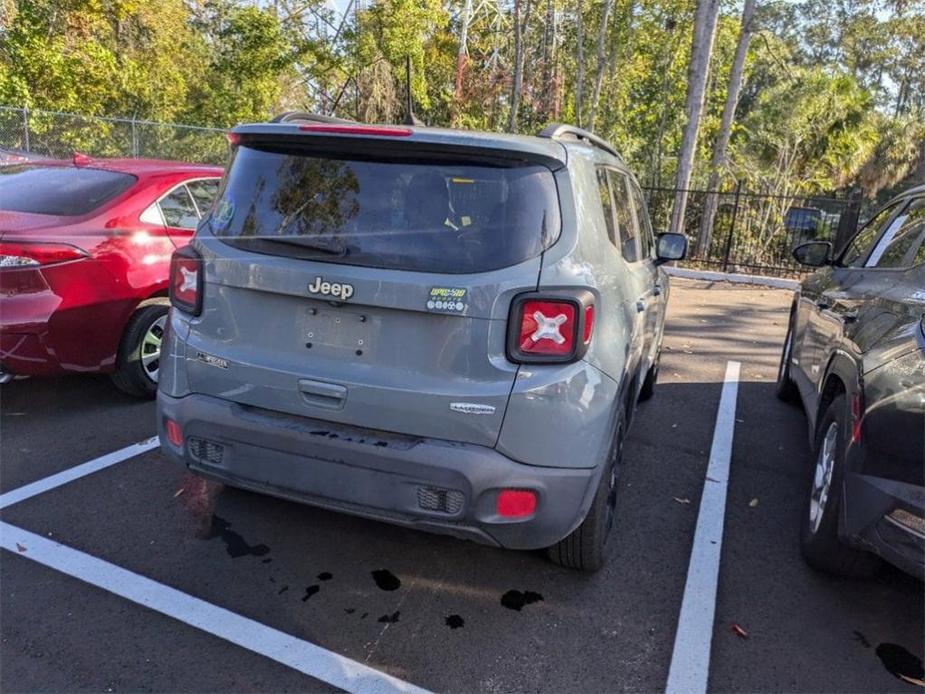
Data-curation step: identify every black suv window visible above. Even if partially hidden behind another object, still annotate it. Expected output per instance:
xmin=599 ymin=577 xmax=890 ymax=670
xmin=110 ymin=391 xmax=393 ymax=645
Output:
xmin=841 ymin=202 xmax=901 ymax=267
xmin=867 ymin=198 xmax=925 ymax=268
xmin=211 ymin=145 xmax=561 ymax=274
xmin=0 ymin=165 xmax=136 ymax=216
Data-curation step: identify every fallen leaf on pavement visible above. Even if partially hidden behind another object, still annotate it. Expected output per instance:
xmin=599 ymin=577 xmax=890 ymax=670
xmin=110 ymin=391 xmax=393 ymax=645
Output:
xmin=749 ymin=498 xmax=759 ymax=508
xmin=672 ymin=497 xmax=691 ymax=505
xmin=731 ymin=623 xmax=749 ymax=639
xmin=15 ymin=543 xmax=26 ymax=553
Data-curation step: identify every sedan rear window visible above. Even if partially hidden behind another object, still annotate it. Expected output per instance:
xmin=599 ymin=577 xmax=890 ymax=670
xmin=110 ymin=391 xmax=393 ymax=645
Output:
xmin=209 ymin=144 xmax=561 ymax=274
xmin=0 ymin=165 xmax=136 ymax=216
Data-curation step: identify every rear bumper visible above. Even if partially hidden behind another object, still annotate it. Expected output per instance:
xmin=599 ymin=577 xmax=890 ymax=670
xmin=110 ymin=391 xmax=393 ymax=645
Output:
xmin=844 ymin=472 xmax=925 ymax=579
xmin=157 ymin=391 xmax=601 ymax=550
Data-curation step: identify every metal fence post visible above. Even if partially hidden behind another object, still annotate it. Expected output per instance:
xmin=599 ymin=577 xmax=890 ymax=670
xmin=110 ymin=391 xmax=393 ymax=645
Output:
xmin=721 ymin=181 xmax=742 ymax=273
xmin=131 ymin=117 xmax=138 ymax=158
xmin=22 ymin=107 xmax=30 ymax=152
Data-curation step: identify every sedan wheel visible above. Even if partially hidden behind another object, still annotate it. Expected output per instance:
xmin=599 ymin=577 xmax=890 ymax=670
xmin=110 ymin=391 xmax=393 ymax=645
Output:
xmin=141 ymin=314 xmax=167 ymax=383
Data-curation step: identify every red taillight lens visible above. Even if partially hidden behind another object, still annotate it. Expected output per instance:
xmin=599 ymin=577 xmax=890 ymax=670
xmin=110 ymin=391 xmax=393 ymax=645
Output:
xmin=0 ymin=241 xmax=88 ymax=268
xmin=169 ymin=247 xmax=202 ymax=315
xmin=165 ymin=419 xmax=183 ymax=447
xmin=508 ymin=292 xmax=594 ymax=363
xmin=497 ymin=490 xmax=537 ymax=518
xmin=518 ymin=300 xmax=577 ymax=356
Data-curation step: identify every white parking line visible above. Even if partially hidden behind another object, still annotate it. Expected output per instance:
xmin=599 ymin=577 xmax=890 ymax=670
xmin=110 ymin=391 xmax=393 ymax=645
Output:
xmin=665 ymin=360 xmax=741 ymax=694
xmin=1 ymin=522 xmax=428 ymax=694
xmin=0 ymin=437 xmax=160 ymax=511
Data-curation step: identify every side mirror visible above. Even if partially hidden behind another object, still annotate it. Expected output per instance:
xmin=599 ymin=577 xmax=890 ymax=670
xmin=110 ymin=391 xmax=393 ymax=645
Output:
xmin=792 ymin=241 xmax=832 ymax=267
xmin=655 ymin=232 xmax=687 ymax=265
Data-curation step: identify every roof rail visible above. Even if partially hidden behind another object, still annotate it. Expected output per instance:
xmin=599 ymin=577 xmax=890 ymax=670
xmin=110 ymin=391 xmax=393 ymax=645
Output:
xmin=271 ymin=111 xmax=353 ymax=125
xmin=536 ymin=123 xmax=619 ymax=158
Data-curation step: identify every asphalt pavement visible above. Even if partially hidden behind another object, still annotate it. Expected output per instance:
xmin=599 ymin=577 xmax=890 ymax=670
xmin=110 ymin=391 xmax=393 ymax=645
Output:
xmin=1 ymin=278 xmax=922 ymax=693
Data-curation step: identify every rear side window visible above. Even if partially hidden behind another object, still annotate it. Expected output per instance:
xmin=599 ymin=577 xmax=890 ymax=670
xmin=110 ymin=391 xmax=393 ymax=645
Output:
xmin=0 ymin=165 xmax=136 ymax=216
xmin=160 ymin=186 xmax=199 ymax=229
xmin=867 ymin=199 xmax=925 ymax=268
xmin=629 ymin=181 xmax=654 ymax=259
xmin=187 ymin=179 xmax=220 ymax=216
xmin=596 ymin=168 xmax=618 ymax=247
xmin=210 ymin=145 xmax=561 ymax=274
xmin=607 ymin=170 xmax=640 ymax=262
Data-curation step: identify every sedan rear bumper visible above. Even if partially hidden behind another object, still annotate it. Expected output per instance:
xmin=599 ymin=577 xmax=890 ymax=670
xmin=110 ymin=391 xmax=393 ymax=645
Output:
xmin=157 ymin=391 xmax=601 ymax=550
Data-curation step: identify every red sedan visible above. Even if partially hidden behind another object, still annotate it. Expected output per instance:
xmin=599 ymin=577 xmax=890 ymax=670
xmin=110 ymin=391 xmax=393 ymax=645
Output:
xmin=0 ymin=156 xmax=223 ymax=397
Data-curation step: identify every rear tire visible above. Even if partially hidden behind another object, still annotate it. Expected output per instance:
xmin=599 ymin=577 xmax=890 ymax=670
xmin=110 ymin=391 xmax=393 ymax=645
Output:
xmin=776 ymin=314 xmax=799 ymax=403
xmin=799 ymin=395 xmax=880 ymax=577
xmin=110 ymin=303 xmax=169 ymax=399
xmin=546 ymin=411 xmax=625 ymax=572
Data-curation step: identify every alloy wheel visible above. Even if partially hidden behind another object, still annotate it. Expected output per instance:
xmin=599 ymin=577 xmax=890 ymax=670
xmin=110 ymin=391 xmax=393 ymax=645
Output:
xmin=141 ymin=314 xmax=167 ymax=383
xmin=809 ymin=421 xmax=838 ymax=534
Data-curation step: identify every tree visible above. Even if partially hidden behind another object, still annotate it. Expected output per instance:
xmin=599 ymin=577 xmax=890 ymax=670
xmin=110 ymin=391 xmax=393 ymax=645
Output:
xmin=585 ymin=0 xmax=614 ymax=132
xmin=453 ymin=0 xmax=474 ymax=122
xmin=697 ymin=0 xmax=757 ymax=254
xmin=669 ymin=0 xmax=720 ymax=234
xmin=574 ymin=0 xmax=585 ymax=128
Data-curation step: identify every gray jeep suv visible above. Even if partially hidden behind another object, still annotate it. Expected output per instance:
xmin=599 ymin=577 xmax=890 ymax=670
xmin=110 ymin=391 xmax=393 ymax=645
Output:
xmin=157 ymin=118 xmax=686 ymax=570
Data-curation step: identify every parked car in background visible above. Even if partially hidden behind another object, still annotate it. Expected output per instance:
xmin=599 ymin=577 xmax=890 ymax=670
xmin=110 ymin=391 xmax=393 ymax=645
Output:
xmin=158 ymin=117 xmax=687 ymax=571
xmin=0 ymin=156 xmax=223 ymax=396
xmin=777 ymin=184 xmax=925 ymax=579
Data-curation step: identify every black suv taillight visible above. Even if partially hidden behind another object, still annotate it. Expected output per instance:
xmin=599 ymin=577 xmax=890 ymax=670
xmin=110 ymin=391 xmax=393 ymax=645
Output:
xmin=169 ymin=246 xmax=203 ymax=315
xmin=507 ymin=291 xmax=595 ymax=364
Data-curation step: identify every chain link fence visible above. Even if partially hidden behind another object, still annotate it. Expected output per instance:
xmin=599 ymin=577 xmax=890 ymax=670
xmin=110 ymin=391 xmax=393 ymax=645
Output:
xmin=0 ymin=106 xmax=228 ymax=164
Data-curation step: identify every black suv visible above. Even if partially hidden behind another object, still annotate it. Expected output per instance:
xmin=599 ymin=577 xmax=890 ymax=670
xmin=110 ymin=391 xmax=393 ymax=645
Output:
xmin=777 ymin=184 xmax=925 ymax=579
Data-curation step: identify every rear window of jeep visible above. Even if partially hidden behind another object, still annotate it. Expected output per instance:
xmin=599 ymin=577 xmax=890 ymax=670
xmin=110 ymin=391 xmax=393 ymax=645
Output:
xmin=208 ymin=144 xmax=561 ymax=274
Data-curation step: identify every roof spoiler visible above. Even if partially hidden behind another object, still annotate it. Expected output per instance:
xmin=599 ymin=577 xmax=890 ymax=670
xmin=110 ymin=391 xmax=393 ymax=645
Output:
xmin=537 ymin=124 xmax=619 ymax=159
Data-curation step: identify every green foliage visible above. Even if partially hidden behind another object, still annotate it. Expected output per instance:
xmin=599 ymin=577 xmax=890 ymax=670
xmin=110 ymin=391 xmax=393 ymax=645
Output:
xmin=0 ymin=0 xmax=921 ymax=196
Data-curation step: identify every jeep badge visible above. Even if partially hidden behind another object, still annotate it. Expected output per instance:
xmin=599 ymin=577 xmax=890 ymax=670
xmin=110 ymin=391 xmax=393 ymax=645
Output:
xmin=308 ymin=277 xmax=354 ymax=301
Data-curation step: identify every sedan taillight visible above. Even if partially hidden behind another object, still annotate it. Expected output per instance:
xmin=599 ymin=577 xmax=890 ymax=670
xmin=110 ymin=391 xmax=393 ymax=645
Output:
xmin=507 ymin=291 xmax=595 ymax=363
xmin=0 ymin=241 xmax=88 ymax=268
xmin=169 ymin=246 xmax=203 ymax=315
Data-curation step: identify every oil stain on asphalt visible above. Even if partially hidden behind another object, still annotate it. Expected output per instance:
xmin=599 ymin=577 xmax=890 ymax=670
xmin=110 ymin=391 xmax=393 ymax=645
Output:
xmin=377 ymin=611 xmax=400 ymax=624
xmin=876 ymin=643 xmax=925 ymax=685
xmin=317 ymin=572 xmax=333 ymax=581
xmin=445 ymin=615 xmax=464 ymax=629
xmin=501 ymin=590 xmax=544 ymax=611
xmin=301 ymin=585 xmax=320 ymax=602
xmin=372 ymin=569 xmax=401 ymax=591
xmin=205 ymin=515 xmax=270 ymax=558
